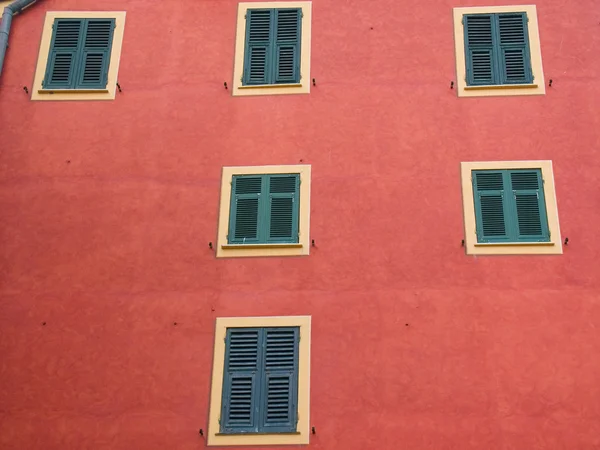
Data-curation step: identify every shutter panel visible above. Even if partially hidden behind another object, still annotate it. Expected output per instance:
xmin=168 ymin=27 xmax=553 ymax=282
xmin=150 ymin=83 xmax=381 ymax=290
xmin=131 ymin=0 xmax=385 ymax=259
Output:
xmin=464 ymin=14 xmax=496 ymax=85
xmin=259 ymin=328 xmax=299 ymax=432
xmin=497 ymin=13 xmax=532 ymax=84
xmin=510 ymin=170 xmax=549 ymax=241
xmin=221 ymin=329 xmax=262 ymax=433
xmin=44 ymin=19 xmax=84 ymax=89
xmin=243 ymin=10 xmax=273 ymax=85
xmin=76 ymin=19 xmax=115 ymax=89
xmin=229 ymin=176 xmax=263 ymax=244
xmin=266 ymin=175 xmax=300 ymax=243
xmin=473 ymin=171 xmax=510 ymax=242
xmin=274 ymin=9 xmax=301 ymax=84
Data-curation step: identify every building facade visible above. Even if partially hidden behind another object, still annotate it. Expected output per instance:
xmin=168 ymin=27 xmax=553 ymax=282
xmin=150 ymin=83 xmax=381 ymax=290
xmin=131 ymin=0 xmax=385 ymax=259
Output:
xmin=1 ymin=0 xmax=599 ymax=449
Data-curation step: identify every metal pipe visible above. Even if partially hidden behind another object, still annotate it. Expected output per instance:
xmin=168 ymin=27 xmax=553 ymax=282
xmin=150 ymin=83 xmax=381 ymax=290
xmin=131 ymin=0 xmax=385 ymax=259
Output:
xmin=0 ymin=0 xmax=39 ymax=78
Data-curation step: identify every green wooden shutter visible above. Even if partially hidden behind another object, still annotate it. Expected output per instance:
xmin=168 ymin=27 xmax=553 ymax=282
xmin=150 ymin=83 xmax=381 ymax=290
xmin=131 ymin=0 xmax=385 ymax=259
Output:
xmin=228 ymin=176 xmax=264 ymax=244
xmin=243 ymin=9 xmax=273 ymax=85
xmin=266 ymin=175 xmax=300 ymax=243
xmin=497 ymin=13 xmax=532 ymax=84
xmin=221 ymin=329 xmax=262 ymax=433
xmin=473 ymin=171 xmax=510 ymax=242
xmin=259 ymin=328 xmax=299 ymax=432
xmin=509 ymin=170 xmax=549 ymax=241
xmin=44 ymin=19 xmax=85 ymax=89
xmin=464 ymin=14 xmax=496 ymax=85
xmin=76 ymin=19 xmax=115 ymax=89
xmin=274 ymin=9 xmax=301 ymax=84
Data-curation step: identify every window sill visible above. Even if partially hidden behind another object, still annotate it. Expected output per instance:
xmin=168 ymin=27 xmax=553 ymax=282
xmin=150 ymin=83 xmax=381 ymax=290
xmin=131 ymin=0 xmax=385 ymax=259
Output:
xmin=215 ymin=432 xmax=301 ymax=436
xmin=38 ymin=88 xmax=110 ymax=94
xmin=464 ymin=83 xmax=538 ymax=91
xmin=238 ymin=83 xmax=303 ymax=90
xmin=221 ymin=243 xmax=303 ymax=249
xmin=474 ymin=241 xmax=555 ymax=247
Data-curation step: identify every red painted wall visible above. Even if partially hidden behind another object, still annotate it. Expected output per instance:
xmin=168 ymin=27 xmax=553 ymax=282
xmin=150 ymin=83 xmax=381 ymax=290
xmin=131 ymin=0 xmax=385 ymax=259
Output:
xmin=1 ymin=0 xmax=599 ymax=449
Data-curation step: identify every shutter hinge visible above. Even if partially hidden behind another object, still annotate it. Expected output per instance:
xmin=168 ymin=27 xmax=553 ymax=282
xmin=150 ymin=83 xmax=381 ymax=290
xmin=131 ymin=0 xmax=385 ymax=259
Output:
xmin=218 ymin=418 xmax=221 ymax=425
xmin=461 ymin=17 xmax=464 ymax=25
xmin=244 ymin=13 xmax=247 ymax=19
xmin=301 ymin=11 xmax=304 ymax=18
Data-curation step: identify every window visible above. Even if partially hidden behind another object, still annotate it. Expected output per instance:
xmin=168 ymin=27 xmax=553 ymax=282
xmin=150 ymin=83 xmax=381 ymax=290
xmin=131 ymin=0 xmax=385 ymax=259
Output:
xmin=221 ymin=327 xmax=299 ymax=433
xmin=43 ymin=19 xmax=115 ymax=90
xmin=461 ymin=161 xmax=562 ymax=255
xmin=229 ymin=174 xmax=300 ymax=245
xmin=31 ymin=11 xmax=126 ymax=101
xmin=473 ymin=169 xmax=549 ymax=243
xmin=453 ymin=6 xmax=544 ymax=97
xmin=243 ymin=9 xmax=301 ymax=86
xmin=217 ymin=165 xmax=311 ymax=258
xmin=208 ymin=316 xmax=311 ymax=446
xmin=232 ymin=2 xmax=312 ymax=96
xmin=464 ymin=13 xmax=532 ymax=86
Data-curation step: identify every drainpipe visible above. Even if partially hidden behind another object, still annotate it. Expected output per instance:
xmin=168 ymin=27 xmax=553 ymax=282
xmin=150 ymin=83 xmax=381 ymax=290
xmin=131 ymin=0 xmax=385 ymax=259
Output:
xmin=0 ymin=0 xmax=39 ymax=78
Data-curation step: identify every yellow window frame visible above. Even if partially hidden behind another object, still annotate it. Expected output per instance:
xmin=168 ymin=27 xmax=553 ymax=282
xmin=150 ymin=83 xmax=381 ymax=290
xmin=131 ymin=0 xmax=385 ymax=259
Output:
xmin=232 ymin=1 xmax=312 ymax=97
xmin=217 ymin=165 xmax=311 ymax=258
xmin=453 ymin=5 xmax=545 ymax=98
xmin=207 ymin=316 xmax=311 ymax=446
xmin=461 ymin=160 xmax=562 ymax=255
xmin=31 ymin=11 xmax=126 ymax=101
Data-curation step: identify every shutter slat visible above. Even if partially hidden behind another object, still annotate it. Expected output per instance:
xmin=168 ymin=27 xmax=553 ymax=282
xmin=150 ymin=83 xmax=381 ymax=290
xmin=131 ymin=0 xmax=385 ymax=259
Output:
xmin=244 ymin=10 xmax=273 ymax=85
xmin=515 ymin=194 xmax=543 ymax=235
xmin=53 ymin=20 xmax=82 ymax=48
xmin=228 ymin=329 xmax=259 ymax=370
xmin=247 ymin=45 xmax=269 ymax=84
xmin=229 ymin=176 xmax=263 ymax=243
xmin=248 ymin=10 xmax=271 ymax=42
xmin=274 ymin=9 xmax=301 ymax=83
xmin=269 ymin=197 xmax=294 ymax=238
xmin=234 ymin=198 xmax=259 ymax=240
xmin=221 ymin=329 xmax=262 ymax=433
xmin=45 ymin=19 xmax=84 ymax=88
xmin=267 ymin=175 xmax=299 ymax=243
xmin=466 ymin=15 xmax=494 ymax=46
xmin=260 ymin=328 xmax=299 ymax=432
xmin=498 ymin=14 xmax=527 ymax=45
xmin=465 ymin=15 xmax=495 ymax=85
xmin=77 ymin=19 xmax=114 ymax=89
xmin=473 ymin=171 xmax=509 ymax=242
xmin=235 ymin=177 xmax=262 ymax=194
xmin=497 ymin=13 xmax=531 ymax=84
xmin=510 ymin=170 xmax=549 ymax=241
xmin=479 ymin=194 xmax=507 ymax=237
